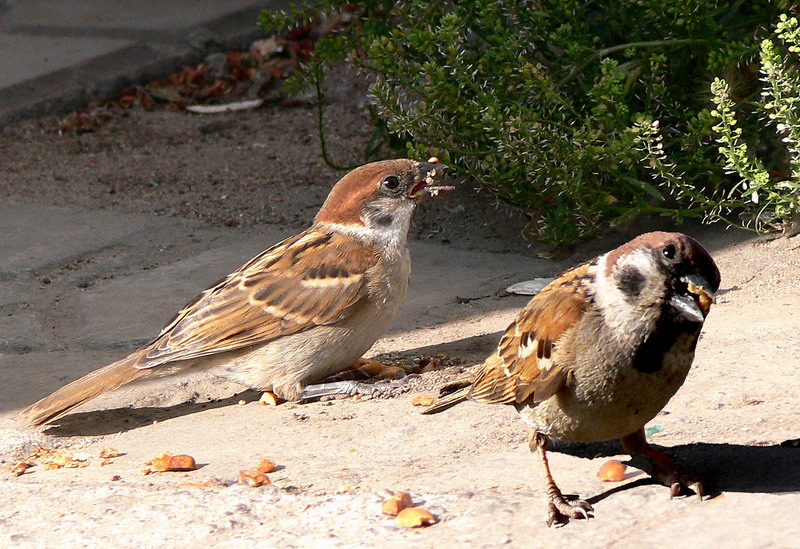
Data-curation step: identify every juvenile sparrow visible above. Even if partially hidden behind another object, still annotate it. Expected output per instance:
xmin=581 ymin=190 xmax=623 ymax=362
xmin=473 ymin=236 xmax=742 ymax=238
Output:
xmin=424 ymin=232 xmax=719 ymax=525
xmin=21 ymin=158 xmax=451 ymax=426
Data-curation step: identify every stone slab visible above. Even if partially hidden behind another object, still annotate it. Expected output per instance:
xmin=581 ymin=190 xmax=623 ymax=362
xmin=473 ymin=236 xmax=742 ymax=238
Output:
xmin=0 ymin=32 xmax=132 ymax=89
xmin=0 ymin=201 xmax=181 ymax=274
xmin=0 ymin=0 xmax=289 ymax=124
xmin=3 ymin=0 xmax=272 ymax=32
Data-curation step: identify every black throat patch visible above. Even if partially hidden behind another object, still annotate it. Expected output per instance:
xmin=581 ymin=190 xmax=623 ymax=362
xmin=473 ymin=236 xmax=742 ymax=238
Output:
xmin=632 ymin=313 xmax=701 ymax=373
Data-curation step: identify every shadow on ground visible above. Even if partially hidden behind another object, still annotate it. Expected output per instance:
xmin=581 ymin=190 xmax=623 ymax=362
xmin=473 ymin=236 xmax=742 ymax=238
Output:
xmin=40 ymin=390 xmax=260 ymax=437
xmin=554 ymin=439 xmax=800 ymax=496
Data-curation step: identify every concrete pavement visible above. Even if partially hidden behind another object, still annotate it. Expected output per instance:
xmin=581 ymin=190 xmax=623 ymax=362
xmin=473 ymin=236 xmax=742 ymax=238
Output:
xmin=3 ymin=201 xmax=796 ymax=549
xmin=0 ymin=0 xmax=286 ymax=125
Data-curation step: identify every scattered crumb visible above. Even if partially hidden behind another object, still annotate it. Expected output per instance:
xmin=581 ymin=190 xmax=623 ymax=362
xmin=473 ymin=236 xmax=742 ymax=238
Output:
xmin=395 ymin=507 xmax=437 ymax=528
xmin=239 ymin=470 xmax=271 ymax=487
xmin=256 ymin=458 xmax=277 ymax=474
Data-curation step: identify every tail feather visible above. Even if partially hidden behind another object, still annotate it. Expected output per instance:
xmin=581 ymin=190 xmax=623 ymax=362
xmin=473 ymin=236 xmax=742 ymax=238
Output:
xmin=421 ymin=383 xmax=472 ymax=415
xmin=19 ymin=353 xmax=148 ymax=426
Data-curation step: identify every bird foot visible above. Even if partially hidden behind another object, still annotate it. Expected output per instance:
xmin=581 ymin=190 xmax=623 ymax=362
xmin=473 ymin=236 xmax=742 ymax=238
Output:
xmin=651 ymin=466 xmax=705 ymax=499
xmin=546 ymin=494 xmax=593 ymax=527
xmin=299 ymin=378 xmax=409 ymax=401
xmin=620 ymin=429 xmax=705 ymax=500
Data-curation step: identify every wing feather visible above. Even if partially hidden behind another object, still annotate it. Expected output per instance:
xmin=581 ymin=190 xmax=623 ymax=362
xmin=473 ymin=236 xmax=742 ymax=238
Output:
xmin=468 ymin=263 xmax=591 ymax=404
xmin=133 ymin=228 xmax=378 ymax=368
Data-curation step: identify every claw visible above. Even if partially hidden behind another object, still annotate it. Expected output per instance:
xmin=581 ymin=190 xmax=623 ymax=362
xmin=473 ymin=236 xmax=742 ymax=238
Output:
xmin=664 ymin=472 xmax=704 ymax=499
xmin=691 ymin=481 xmax=705 ymax=500
xmin=573 ymin=504 xmax=589 ymax=520
xmin=659 ymin=471 xmax=705 ymax=500
xmin=546 ymin=504 xmax=559 ymax=528
xmin=546 ymin=497 xmax=593 ymax=527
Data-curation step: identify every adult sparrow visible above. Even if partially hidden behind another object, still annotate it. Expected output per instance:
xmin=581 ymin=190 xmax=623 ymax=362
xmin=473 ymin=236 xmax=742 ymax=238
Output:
xmin=424 ymin=232 xmax=719 ymax=525
xmin=21 ymin=158 xmax=451 ymax=426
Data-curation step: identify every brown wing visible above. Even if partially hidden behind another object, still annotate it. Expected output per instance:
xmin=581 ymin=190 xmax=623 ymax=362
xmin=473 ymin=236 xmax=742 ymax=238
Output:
xmin=468 ymin=262 xmax=590 ymax=405
xmin=131 ymin=228 xmax=379 ymax=368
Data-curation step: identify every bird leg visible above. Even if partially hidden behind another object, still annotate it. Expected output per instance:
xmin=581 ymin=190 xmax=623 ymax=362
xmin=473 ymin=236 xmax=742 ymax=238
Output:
xmin=299 ymin=359 xmax=409 ymax=401
xmin=529 ymin=430 xmax=593 ymax=526
xmin=298 ymin=378 xmax=408 ymax=400
xmin=621 ymin=427 xmax=704 ymax=498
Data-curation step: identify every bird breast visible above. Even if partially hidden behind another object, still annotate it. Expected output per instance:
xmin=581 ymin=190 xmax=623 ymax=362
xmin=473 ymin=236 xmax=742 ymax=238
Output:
xmin=518 ymin=313 xmax=700 ymax=443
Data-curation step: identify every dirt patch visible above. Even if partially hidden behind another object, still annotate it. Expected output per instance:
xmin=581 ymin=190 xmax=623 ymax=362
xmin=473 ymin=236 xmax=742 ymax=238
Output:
xmin=0 ymin=70 xmax=535 ymax=255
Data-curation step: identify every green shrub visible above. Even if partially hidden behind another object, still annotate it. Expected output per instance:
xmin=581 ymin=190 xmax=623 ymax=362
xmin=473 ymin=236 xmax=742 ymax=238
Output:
xmin=261 ymin=1 xmax=790 ymax=244
xmin=703 ymin=15 xmax=800 ymax=234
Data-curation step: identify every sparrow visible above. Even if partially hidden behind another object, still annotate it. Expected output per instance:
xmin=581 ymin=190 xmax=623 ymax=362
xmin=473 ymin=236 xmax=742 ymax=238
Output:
xmin=423 ymin=232 xmax=720 ymax=525
xmin=21 ymin=158 xmax=452 ymax=426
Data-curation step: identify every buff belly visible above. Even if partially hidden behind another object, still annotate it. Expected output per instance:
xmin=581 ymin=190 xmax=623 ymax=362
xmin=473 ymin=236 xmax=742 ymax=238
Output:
xmin=518 ymin=336 xmax=698 ymax=442
xmin=186 ymin=303 xmax=395 ymax=400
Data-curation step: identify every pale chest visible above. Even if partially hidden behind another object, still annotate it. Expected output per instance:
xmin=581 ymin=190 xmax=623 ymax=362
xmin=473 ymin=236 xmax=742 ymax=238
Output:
xmin=518 ymin=320 xmax=701 ymax=443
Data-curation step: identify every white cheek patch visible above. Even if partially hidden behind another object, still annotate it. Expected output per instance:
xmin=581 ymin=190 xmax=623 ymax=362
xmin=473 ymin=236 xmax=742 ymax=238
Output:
xmin=591 ymin=249 xmax=662 ymax=334
xmin=317 ymin=197 xmax=415 ymax=253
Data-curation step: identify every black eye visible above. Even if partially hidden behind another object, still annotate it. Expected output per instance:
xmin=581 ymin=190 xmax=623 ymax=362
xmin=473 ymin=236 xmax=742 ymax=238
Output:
xmin=662 ymin=243 xmax=677 ymax=261
xmin=382 ymin=175 xmax=401 ymax=191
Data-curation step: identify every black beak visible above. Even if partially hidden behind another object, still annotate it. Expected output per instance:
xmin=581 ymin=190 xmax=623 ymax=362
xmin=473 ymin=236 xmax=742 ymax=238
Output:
xmin=409 ymin=158 xmax=453 ymax=199
xmin=670 ymin=273 xmax=716 ymax=323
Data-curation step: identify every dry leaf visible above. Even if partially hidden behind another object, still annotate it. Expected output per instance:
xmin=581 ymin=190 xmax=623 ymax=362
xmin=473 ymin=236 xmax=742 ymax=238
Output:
xmin=350 ymin=359 xmax=385 ymax=377
xmin=98 ymin=447 xmax=121 ymax=459
xmin=251 ymin=37 xmax=281 ymax=58
xmin=23 ymin=446 xmax=87 ymax=470
xmin=378 ymin=366 xmax=405 ymax=380
xmin=148 ymin=84 xmax=183 ymax=103
xmin=147 ymin=453 xmax=197 ymax=472
xmin=419 ymin=357 xmax=441 ymax=373
xmin=166 ymin=455 xmax=197 ymax=471
xmin=10 ymin=462 xmax=32 ymax=477
xmin=148 ymin=453 xmax=171 ymax=471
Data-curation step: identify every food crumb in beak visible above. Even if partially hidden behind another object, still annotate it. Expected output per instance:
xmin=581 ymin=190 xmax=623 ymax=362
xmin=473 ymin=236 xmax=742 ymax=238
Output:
xmin=687 ymin=281 xmax=714 ymax=313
